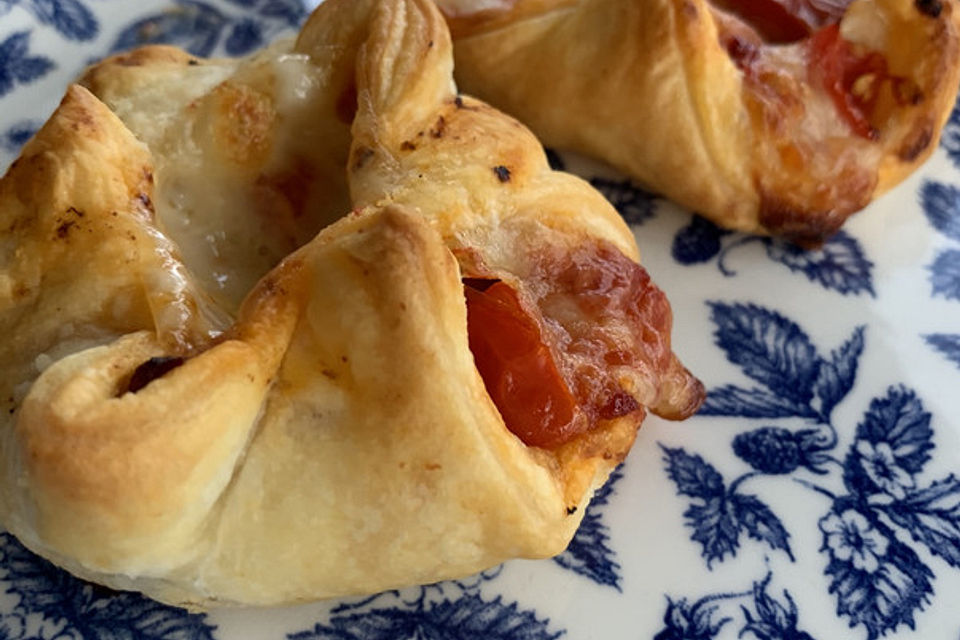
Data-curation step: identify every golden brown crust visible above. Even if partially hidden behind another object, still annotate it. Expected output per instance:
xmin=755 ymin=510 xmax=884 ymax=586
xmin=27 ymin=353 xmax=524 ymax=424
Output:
xmin=0 ymin=0 xmax=700 ymax=607
xmin=440 ymin=0 xmax=960 ymax=242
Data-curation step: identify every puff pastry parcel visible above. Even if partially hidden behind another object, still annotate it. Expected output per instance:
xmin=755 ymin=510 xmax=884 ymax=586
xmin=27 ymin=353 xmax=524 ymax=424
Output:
xmin=438 ymin=0 xmax=960 ymax=243
xmin=0 ymin=0 xmax=702 ymax=607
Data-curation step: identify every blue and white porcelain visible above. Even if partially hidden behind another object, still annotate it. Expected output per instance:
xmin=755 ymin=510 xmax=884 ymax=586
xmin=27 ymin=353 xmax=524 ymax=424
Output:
xmin=2 ymin=1 xmax=960 ymax=638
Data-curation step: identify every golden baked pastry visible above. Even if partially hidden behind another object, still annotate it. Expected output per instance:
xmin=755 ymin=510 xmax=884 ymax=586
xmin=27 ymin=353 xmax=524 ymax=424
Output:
xmin=0 ymin=0 xmax=702 ymax=607
xmin=437 ymin=0 xmax=960 ymax=243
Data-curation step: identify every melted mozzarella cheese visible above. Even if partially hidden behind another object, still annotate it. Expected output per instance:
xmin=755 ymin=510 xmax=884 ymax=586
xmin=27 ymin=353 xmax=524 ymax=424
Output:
xmin=104 ymin=42 xmax=353 ymax=315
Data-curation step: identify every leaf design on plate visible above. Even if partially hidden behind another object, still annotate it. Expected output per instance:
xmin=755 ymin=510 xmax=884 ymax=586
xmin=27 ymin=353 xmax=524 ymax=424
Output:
xmin=589 ymin=177 xmax=656 ymax=226
xmin=661 ymin=446 xmax=790 ymax=566
xmin=0 ymin=31 xmax=55 ymax=98
xmin=290 ymin=594 xmax=563 ymax=640
xmin=885 ymin=475 xmax=960 ymax=569
xmin=653 ymin=597 xmax=731 ymax=640
xmin=0 ymin=534 xmax=215 ymax=640
xmin=925 ymin=333 xmax=960 ymax=370
xmin=700 ymin=386 xmax=818 ymax=419
xmin=110 ymin=0 xmax=228 ymax=58
xmin=920 ymin=180 xmax=960 ymax=242
xmin=672 ymin=215 xmax=729 ymax=265
xmin=553 ymin=467 xmax=622 ymax=589
xmin=257 ymin=0 xmax=308 ymax=26
xmin=707 ymin=302 xmax=820 ymax=406
xmin=661 ymin=446 xmax=725 ymax=501
xmin=24 ymin=0 xmax=98 ymax=41
xmin=929 ymin=249 xmax=960 ymax=301
xmin=941 ymin=98 xmax=960 ymax=169
xmin=224 ymin=16 xmax=263 ymax=55
xmin=764 ymin=232 xmax=875 ymax=297
xmin=853 ymin=386 xmax=932 ymax=471
xmin=661 ymin=446 xmax=739 ymax=566
xmin=731 ymin=494 xmax=793 ymax=561
xmin=1 ymin=120 xmax=40 ymax=153
xmin=741 ymin=576 xmax=815 ymax=640
xmin=811 ymin=326 xmax=864 ymax=420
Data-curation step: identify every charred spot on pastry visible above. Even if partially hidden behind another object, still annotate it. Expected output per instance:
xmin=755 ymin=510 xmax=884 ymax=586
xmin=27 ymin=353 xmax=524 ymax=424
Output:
xmin=400 ymin=140 xmax=417 ymax=151
xmin=69 ymin=109 xmax=96 ymax=132
xmin=260 ymin=276 xmax=287 ymax=296
xmin=352 ymin=146 xmax=374 ymax=171
xmin=916 ymin=0 xmax=943 ymax=17
xmin=566 ymin=505 xmax=578 ymax=515
xmin=758 ymin=196 xmax=840 ymax=247
xmin=187 ymin=59 xmax=200 ymax=66
xmin=454 ymin=95 xmax=464 ymax=109
xmin=892 ymin=78 xmax=925 ymax=106
xmin=898 ymin=122 xmax=933 ymax=162
xmin=66 ymin=206 xmax=85 ymax=218
xmin=430 ymin=115 xmax=446 ymax=138
xmin=427 ymin=39 xmax=434 ymax=48
xmin=12 ymin=283 xmax=29 ymax=299
xmin=55 ymin=221 xmax=75 ymax=239
xmin=125 ymin=356 xmax=185 ymax=394
xmin=493 ymin=165 xmax=511 ymax=182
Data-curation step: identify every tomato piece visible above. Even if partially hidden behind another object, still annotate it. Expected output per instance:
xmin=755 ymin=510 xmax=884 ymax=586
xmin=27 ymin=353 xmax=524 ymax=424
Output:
xmin=809 ymin=24 xmax=884 ymax=140
xmin=464 ymin=279 xmax=578 ymax=449
xmin=463 ymin=241 xmax=699 ymax=449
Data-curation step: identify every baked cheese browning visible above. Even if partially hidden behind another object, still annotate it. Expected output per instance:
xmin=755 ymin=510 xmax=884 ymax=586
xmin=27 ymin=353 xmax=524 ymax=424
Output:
xmin=81 ymin=45 xmax=355 ymax=315
xmin=712 ymin=0 xmax=959 ymax=241
xmin=463 ymin=238 xmax=703 ymax=450
xmin=715 ymin=1 xmax=922 ymax=142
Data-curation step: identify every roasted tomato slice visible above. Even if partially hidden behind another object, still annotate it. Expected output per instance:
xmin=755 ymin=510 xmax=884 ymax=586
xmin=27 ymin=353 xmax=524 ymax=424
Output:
xmin=463 ymin=278 xmax=578 ymax=449
xmin=463 ymin=238 xmax=701 ymax=449
xmin=809 ymin=24 xmax=887 ymax=140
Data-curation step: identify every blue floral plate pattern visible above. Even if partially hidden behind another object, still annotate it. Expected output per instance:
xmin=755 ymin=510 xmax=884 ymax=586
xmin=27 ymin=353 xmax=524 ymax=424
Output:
xmin=2 ymin=1 xmax=960 ymax=638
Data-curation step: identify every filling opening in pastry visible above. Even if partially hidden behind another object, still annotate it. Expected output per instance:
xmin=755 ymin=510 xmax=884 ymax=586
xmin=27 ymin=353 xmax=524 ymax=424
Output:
xmin=714 ymin=0 xmax=922 ymax=141
xmin=87 ymin=47 xmax=355 ymax=320
xmin=462 ymin=240 xmax=684 ymax=450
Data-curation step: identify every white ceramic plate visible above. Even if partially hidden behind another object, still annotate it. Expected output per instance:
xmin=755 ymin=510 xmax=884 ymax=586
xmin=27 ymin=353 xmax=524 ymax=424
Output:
xmin=2 ymin=2 xmax=960 ymax=638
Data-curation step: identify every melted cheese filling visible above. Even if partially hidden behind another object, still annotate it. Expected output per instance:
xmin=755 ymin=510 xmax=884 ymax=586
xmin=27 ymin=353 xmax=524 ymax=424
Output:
xmin=105 ymin=42 xmax=353 ymax=317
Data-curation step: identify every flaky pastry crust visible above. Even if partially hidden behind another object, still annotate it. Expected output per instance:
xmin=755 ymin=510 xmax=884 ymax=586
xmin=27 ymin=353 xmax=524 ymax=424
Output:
xmin=438 ymin=0 xmax=960 ymax=243
xmin=0 ymin=0 xmax=700 ymax=607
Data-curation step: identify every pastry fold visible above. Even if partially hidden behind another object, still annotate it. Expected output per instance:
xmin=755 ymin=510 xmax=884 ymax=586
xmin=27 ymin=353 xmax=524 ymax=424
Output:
xmin=439 ymin=0 xmax=960 ymax=242
xmin=0 ymin=0 xmax=701 ymax=606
